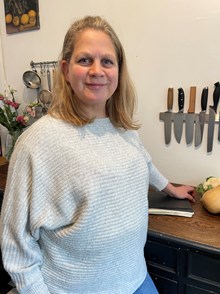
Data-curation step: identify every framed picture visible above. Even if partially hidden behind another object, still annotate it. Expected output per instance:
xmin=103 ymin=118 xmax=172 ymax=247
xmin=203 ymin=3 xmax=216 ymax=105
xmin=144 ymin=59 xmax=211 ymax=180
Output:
xmin=4 ymin=0 xmax=40 ymax=34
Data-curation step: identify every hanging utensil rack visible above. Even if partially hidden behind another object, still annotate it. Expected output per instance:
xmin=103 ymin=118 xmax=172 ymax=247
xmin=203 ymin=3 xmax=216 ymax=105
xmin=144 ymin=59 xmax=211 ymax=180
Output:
xmin=30 ymin=60 xmax=58 ymax=70
xmin=159 ymin=112 xmax=219 ymax=123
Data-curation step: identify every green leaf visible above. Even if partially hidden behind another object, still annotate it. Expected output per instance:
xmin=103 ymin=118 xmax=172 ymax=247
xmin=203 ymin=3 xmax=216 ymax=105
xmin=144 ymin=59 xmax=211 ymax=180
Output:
xmin=196 ymin=183 xmax=205 ymax=195
xmin=206 ymin=176 xmax=214 ymax=181
xmin=4 ymin=105 xmax=14 ymax=121
xmin=0 ymin=108 xmax=10 ymax=129
xmin=206 ymin=184 xmax=213 ymax=191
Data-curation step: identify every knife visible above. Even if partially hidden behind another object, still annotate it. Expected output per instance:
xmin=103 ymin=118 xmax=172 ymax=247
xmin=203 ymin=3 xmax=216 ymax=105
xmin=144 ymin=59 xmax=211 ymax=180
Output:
xmin=207 ymin=82 xmax=220 ymax=152
xmin=218 ymin=111 xmax=220 ymax=142
xmin=164 ymin=87 xmax=173 ymax=144
xmin=173 ymin=88 xmax=185 ymax=143
xmin=218 ymin=95 xmax=220 ymax=142
xmin=185 ymin=86 xmax=196 ymax=145
xmin=194 ymin=87 xmax=208 ymax=147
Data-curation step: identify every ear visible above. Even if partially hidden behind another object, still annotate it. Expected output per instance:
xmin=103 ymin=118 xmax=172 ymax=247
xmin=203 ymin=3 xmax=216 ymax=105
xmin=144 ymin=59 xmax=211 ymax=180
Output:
xmin=61 ymin=60 xmax=70 ymax=82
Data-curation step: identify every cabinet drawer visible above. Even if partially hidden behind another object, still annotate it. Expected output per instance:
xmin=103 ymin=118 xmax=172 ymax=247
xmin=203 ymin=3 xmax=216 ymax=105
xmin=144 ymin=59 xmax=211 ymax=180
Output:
xmin=145 ymin=240 xmax=179 ymax=274
xmin=187 ymin=250 xmax=220 ymax=287
xmin=151 ymin=273 xmax=178 ymax=294
xmin=185 ymin=284 xmax=218 ymax=294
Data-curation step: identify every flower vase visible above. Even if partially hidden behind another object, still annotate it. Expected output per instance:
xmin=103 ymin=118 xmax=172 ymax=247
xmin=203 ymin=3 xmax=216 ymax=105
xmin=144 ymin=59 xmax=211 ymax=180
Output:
xmin=6 ymin=129 xmax=22 ymax=160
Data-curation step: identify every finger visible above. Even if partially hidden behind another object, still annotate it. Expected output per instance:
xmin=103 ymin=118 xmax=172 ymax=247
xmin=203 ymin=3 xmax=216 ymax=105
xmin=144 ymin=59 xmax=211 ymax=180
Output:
xmin=187 ymin=194 xmax=196 ymax=203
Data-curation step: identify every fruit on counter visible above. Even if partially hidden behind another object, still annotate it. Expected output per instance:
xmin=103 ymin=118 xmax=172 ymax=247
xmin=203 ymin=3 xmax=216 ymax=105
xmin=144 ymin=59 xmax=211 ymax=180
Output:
xmin=5 ymin=13 xmax=12 ymax=24
xmin=201 ymin=185 xmax=220 ymax=214
xmin=196 ymin=176 xmax=220 ymax=195
xmin=12 ymin=16 xmax=20 ymax=27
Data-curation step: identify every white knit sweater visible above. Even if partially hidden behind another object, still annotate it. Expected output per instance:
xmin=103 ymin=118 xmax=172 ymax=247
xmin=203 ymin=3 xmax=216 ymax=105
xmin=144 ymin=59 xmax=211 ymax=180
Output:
xmin=0 ymin=115 xmax=168 ymax=294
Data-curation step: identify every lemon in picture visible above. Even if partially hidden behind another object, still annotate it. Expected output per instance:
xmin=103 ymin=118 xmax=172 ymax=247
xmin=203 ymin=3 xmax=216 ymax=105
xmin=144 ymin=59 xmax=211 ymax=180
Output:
xmin=21 ymin=14 xmax=29 ymax=25
xmin=13 ymin=16 xmax=20 ymax=27
xmin=5 ymin=13 xmax=12 ymax=24
xmin=29 ymin=16 xmax=36 ymax=25
xmin=28 ymin=10 xmax=37 ymax=18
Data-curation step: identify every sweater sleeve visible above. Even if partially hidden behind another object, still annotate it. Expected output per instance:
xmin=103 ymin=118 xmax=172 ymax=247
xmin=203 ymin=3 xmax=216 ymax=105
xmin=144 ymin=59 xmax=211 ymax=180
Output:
xmin=148 ymin=160 xmax=169 ymax=191
xmin=0 ymin=147 xmax=50 ymax=294
xmin=135 ymin=132 xmax=169 ymax=191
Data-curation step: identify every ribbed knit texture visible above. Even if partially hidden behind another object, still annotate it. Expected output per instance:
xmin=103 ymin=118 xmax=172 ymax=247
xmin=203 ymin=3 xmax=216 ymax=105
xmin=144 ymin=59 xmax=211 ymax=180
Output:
xmin=0 ymin=115 xmax=168 ymax=294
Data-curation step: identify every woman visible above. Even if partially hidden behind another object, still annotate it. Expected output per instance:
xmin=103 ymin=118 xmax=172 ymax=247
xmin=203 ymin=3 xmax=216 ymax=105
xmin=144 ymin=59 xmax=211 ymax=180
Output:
xmin=0 ymin=16 xmax=195 ymax=294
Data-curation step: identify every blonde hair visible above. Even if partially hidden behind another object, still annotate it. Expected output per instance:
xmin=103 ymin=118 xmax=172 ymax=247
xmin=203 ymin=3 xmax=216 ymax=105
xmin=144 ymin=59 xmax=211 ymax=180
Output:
xmin=48 ymin=16 xmax=140 ymax=130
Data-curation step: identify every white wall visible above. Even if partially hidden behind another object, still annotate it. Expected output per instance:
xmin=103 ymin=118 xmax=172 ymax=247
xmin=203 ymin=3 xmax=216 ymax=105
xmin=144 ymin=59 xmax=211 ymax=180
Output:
xmin=1 ymin=0 xmax=220 ymax=185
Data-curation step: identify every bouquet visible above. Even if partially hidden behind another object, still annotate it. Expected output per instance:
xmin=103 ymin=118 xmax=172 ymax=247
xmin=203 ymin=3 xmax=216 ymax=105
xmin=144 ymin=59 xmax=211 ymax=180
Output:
xmin=0 ymin=87 xmax=41 ymax=159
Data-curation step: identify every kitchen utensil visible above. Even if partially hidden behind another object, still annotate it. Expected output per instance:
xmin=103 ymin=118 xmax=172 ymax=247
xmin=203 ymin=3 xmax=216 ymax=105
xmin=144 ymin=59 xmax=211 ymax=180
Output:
xmin=39 ymin=90 xmax=53 ymax=106
xmin=194 ymin=114 xmax=200 ymax=148
xmin=47 ymin=64 xmax=52 ymax=92
xmin=218 ymin=113 xmax=220 ymax=142
xmin=185 ymin=86 xmax=196 ymax=145
xmin=207 ymin=82 xmax=220 ymax=152
xmin=23 ymin=70 xmax=41 ymax=89
xmin=164 ymin=87 xmax=173 ymax=144
xmin=38 ymin=64 xmax=53 ymax=111
xmin=52 ymin=61 xmax=57 ymax=90
xmin=173 ymin=88 xmax=185 ymax=143
xmin=194 ymin=87 xmax=208 ymax=147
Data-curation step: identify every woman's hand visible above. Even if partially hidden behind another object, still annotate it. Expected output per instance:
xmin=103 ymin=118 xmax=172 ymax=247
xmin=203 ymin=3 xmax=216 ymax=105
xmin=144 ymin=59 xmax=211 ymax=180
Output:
xmin=163 ymin=183 xmax=196 ymax=203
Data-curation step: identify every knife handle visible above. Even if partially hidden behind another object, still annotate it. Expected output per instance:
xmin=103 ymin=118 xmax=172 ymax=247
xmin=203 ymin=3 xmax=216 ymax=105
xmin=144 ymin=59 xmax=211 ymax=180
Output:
xmin=167 ymin=88 xmax=173 ymax=111
xmin=188 ymin=86 xmax=196 ymax=113
xmin=201 ymin=87 xmax=208 ymax=111
xmin=178 ymin=88 xmax=184 ymax=111
xmin=212 ymin=82 xmax=220 ymax=113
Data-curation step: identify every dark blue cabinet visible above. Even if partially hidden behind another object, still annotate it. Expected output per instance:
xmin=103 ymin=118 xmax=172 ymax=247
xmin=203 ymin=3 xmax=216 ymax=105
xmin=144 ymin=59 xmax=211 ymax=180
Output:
xmin=145 ymin=231 xmax=220 ymax=294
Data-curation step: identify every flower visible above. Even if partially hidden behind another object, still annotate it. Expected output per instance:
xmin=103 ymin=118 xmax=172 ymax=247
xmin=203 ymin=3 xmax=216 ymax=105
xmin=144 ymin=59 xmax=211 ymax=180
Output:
xmin=0 ymin=87 xmax=40 ymax=135
xmin=0 ymin=86 xmax=42 ymax=159
xmin=196 ymin=176 xmax=220 ymax=195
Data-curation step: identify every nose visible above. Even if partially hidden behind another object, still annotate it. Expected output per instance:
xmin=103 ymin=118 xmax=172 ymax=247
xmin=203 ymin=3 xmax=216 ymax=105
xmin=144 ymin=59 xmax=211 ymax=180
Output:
xmin=89 ymin=61 xmax=104 ymax=76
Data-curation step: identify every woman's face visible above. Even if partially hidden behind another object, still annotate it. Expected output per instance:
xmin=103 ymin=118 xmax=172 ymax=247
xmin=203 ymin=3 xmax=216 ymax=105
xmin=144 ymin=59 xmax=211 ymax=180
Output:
xmin=62 ymin=29 xmax=119 ymax=118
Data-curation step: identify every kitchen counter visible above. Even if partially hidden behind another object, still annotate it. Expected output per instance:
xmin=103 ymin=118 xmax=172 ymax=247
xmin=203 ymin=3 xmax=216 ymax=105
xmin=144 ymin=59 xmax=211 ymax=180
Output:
xmin=0 ymin=160 xmax=8 ymax=193
xmin=146 ymin=191 xmax=220 ymax=293
xmin=148 ymin=192 xmax=220 ymax=249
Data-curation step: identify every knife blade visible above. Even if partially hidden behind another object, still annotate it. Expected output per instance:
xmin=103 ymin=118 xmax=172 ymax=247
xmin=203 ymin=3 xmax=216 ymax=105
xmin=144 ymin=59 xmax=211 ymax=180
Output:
xmin=173 ymin=88 xmax=185 ymax=143
xmin=218 ymin=93 xmax=220 ymax=142
xmin=218 ymin=112 xmax=220 ymax=142
xmin=185 ymin=86 xmax=196 ymax=145
xmin=207 ymin=82 xmax=220 ymax=152
xmin=164 ymin=87 xmax=173 ymax=144
xmin=194 ymin=87 xmax=208 ymax=147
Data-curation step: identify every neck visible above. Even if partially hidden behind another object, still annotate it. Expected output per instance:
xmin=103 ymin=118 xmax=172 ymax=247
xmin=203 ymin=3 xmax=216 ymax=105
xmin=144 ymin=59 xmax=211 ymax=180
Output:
xmin=82 ymin=106 xmax=107 ymax=119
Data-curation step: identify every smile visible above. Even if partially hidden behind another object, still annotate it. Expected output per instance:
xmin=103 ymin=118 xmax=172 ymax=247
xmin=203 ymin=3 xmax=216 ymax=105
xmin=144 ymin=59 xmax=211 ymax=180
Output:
xmin=86 ymin=83 xmax=106 ymax=89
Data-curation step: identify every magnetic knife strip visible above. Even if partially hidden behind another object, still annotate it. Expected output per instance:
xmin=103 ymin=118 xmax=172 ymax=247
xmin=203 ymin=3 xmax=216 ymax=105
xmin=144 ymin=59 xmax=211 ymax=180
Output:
xmin=160 ymin=83 xmax=220 ymax=152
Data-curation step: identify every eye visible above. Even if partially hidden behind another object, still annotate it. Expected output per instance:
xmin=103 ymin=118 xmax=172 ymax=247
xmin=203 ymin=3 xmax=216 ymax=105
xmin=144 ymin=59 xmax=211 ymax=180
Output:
xmin=77 ymin=58 xmax=92 ymax=65
xmin=102 ymin=59 xmax=114 ymax=67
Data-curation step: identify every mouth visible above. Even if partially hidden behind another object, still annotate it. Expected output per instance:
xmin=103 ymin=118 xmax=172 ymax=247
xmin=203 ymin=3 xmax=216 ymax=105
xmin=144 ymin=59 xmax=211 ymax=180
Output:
xmin=85 ymin=83 xmax=106 ymax=90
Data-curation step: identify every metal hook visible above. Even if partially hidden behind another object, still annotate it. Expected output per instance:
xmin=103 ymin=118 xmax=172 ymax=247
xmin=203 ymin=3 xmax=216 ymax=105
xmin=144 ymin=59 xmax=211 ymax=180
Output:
xmin=39 ymin=62 xmax=43 ymax=74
